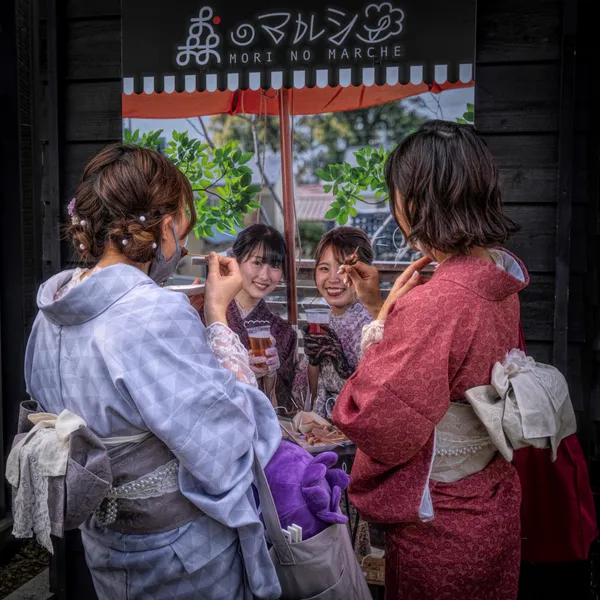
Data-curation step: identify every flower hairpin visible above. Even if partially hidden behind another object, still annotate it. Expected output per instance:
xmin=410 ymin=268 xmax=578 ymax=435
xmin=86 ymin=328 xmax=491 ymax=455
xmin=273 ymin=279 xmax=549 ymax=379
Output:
xmin=68 ymin=198 xmax=83 ymax=226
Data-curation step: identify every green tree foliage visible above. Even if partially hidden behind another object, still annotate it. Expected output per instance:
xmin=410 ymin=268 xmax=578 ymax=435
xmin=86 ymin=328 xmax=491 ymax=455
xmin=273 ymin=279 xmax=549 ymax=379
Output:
xmin=298 ymin=221 xmax=327 ymax=258
xmin=303 ymin=99 xmax=427 ymax=167
xmin=456 ymin=103 xmax=475 ymax=125
xmin=209 ymin=114 xmax=281 ymax=154
xmin=123 ymin=128 xmax=261 ymax=238
xmin=316 ymin=104 xmax=475 ymax=225
xmin=316 ymin=146 xmax=388 ymax=225
xmin=207 ymin=99 xmax=427 ymax=181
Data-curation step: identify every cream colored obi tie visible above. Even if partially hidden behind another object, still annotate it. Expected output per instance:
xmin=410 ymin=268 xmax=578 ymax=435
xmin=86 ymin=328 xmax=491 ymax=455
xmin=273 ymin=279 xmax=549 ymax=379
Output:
xmin=431 ymin=403 xmax=495 ymax=483
xmin=430 ymin=349 xmax=577 ymax=484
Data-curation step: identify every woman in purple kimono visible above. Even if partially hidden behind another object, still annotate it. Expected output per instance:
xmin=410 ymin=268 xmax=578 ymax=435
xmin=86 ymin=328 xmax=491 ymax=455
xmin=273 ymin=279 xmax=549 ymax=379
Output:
xmin=294 ymin=227 xmax=374 ymax=420
xmin=293 ymin=227 xmax=375 ymax=558
xmin=199 ymin=225 xmax=298 ymax=413
xmin=23 ymin=145 xmax=282 ymax=600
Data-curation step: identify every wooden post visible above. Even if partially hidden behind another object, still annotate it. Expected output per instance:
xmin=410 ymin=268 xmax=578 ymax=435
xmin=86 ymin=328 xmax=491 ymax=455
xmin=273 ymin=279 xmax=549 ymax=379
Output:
xmin=279 ymin=89 xmax=298 ymax=326
xmin=552 ymin=0 xmax=578 ymax=374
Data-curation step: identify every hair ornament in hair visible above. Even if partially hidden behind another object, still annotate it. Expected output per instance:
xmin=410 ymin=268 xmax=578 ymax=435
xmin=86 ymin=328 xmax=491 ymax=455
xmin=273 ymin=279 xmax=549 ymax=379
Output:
xmin=79 ymin=219 xmax=87 ymax=227
xmin=152 ymin=242 xmax=157 ymax=249
xmin=67 ymin=198 xmax=76 ymax=217
xmin=122 ymin=239 xmax=128 ymax=246
xmin=68 ymin=199 xmax=82 ymax=226
xmin=139 ymin=215 xmax=146 ymax=222
xmin=79 ymin=243 xmax=85 ymax=250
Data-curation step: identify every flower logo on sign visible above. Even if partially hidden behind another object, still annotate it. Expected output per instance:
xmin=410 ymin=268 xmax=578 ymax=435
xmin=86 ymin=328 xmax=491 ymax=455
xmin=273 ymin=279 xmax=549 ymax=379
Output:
xmin=176 ymin=6 xmax=221 ymax=66
xmin=356 ymin=2 xmax=404 ymax=44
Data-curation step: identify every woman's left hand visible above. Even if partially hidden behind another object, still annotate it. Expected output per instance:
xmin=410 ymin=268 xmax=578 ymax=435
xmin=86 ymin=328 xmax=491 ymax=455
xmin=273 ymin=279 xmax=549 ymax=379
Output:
xmin=249 ymin=338 xmax=280 ymax=378
xmin=303 ymin=326 xmax=353 ymax=379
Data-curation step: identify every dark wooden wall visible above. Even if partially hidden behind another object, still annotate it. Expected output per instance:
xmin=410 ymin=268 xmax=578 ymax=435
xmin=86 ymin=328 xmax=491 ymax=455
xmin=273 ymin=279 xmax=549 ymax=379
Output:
xmin=476 ymin=0 xmax=600 ymax=504
xmin=476 ymin=0 xmax=588 ymax=417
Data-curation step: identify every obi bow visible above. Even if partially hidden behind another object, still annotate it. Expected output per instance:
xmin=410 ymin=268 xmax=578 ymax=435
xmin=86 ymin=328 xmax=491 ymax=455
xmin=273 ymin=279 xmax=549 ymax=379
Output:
xmin=464 ymin=349 xmax=576 ymax=462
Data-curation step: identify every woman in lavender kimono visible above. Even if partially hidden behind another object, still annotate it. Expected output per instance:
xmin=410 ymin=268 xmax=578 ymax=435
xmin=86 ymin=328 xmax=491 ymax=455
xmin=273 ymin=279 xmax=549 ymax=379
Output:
xmin=293 ymin=227 xmax=374 ymax=558
xmin=24 ymin=145 xmax=282 ymax=600
xmin=294 ymin=227 xmax=374 ymax=420
xmin=198 ymin=225 xmax=298 ymax=413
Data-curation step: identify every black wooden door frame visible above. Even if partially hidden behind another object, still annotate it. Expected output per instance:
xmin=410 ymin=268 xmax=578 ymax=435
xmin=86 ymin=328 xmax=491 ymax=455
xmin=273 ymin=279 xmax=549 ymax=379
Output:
xmin=553 ymin=0 xmax=578 ymax=376
xmin=0 ymin=0 xmax=44 ymax=520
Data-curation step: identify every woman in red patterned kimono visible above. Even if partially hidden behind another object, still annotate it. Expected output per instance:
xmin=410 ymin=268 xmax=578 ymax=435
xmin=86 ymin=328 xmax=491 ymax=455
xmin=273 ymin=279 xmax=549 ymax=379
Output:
xmin=333 ymin=120 xmax=526 ymax=600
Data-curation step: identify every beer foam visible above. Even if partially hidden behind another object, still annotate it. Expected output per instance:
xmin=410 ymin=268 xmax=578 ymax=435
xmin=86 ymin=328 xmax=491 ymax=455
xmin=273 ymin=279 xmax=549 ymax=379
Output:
xmin=248 ymin=330 xmax=271 ymax=338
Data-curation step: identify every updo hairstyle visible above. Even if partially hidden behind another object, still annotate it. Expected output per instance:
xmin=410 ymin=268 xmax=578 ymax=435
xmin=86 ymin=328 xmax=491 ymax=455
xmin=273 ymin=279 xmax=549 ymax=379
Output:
xmin=66 ymin=144 xmax=196 ymax=263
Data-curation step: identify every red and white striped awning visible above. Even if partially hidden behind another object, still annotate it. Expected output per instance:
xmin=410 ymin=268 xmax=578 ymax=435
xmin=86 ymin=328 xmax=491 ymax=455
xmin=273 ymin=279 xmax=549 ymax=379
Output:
xmin=122 ymin=65 xmax=474 ymax=118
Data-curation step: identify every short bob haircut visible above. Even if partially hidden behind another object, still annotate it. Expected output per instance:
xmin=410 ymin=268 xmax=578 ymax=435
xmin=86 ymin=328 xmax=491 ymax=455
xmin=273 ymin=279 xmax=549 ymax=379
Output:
xmin=384 ymin=120 xmax=519 ymax=256
xmin=314 ymin=226 xmax=374 ymax=268
xmin=231 ymin=224 xmax=287 ymax=277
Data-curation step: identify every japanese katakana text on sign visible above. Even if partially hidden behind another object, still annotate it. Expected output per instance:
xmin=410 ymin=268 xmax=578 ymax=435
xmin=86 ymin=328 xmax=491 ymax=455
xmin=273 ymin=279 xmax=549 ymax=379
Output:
xmin=175 ymin=4 xmax=406 ymax=68
xmin=122 ymin=0 xmax=476 ymax=90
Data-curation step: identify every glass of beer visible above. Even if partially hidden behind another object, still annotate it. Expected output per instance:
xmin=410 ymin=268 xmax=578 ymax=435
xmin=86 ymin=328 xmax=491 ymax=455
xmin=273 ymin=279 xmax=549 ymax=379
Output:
xmin=245 ymin=321 xmax=273 ymax=357
xmin=305 ymin=308 xmax=331 ymax=335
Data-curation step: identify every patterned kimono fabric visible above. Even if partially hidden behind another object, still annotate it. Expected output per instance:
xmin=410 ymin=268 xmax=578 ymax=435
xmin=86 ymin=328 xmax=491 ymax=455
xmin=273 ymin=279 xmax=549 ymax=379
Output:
xmin=201 ymin=300 xmax=299 ymax=414
xmin=333 ymin=251 xmax=528 ymax=600
xmin=295 ymin=301 xmax=374 ymax=559
xmin=26 ymin=265 xmax=282 ymax=600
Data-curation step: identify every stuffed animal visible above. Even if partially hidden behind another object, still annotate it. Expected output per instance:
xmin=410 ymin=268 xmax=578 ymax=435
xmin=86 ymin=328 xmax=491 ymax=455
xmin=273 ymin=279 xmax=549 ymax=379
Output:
xmin=264 ymin=440 xmax=349 ymax=541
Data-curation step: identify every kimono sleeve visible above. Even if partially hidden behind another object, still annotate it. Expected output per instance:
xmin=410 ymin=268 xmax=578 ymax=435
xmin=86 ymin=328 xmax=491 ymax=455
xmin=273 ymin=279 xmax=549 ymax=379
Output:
xmin=106 ymin=291 xmax=280 ymax=497
xmin=332 ymin=285 xmax=475 ymax=467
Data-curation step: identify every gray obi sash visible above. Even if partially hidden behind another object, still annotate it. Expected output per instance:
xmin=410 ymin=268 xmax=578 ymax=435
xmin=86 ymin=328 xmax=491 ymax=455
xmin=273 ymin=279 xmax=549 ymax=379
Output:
xmin=8 ymin=400 xmax=201 ymax=547
xmin=100 ymin=432 xmax=200 ymax=534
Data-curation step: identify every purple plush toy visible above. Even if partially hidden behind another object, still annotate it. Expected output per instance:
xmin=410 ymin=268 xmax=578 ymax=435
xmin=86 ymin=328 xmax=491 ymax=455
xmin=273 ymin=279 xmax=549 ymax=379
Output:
xmin=264 ymin=440 xmax=350 ymax=541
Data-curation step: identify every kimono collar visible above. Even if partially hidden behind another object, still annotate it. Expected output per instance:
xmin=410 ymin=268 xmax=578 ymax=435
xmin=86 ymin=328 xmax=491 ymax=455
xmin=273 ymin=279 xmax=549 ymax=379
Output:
xmin=330 ymin=300 xmax=367 ymax=323
xmin=37 ymin=264 xmax=154 ymax=326
xmin=431 ymin=248 xmax=529 ymax=301
xmin=232 ymin=298 xmax=269 ymax=323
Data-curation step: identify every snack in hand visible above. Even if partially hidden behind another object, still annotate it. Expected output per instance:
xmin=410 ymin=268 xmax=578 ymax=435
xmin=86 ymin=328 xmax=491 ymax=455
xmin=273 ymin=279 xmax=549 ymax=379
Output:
xmin=343 ymin=246 xmax=360 ymax=267
xmin=338 ymin=246 xmax=360 ymax=281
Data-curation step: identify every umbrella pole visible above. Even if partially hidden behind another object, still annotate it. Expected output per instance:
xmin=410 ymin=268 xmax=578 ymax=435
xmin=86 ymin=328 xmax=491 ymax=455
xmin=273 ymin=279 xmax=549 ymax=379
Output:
xmin=279 ymin=89 xmax=298 ymax=327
